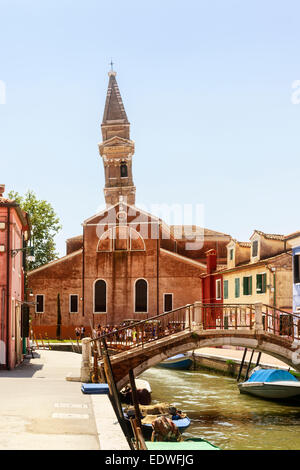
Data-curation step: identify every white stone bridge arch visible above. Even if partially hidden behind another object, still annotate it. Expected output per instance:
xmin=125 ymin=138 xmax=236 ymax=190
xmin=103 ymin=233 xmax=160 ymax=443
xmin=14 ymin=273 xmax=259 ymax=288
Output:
xmin=81 ymin=302 xmax=300 ymax=389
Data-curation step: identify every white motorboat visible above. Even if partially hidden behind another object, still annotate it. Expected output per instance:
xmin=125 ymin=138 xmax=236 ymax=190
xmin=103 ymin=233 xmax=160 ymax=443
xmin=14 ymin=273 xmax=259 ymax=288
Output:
xmin=238 ymin=368 xmax=300 ymax=400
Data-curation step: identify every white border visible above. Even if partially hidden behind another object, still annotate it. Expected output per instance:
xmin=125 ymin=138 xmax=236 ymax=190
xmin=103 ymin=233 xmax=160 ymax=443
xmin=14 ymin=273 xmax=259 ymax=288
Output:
xmin=69 ymin=294 xmax=79 ymax=314
xmin=216 ymin=279 xmax=221 ymax=300
xmin=35 ymin=294 xmax=44 ymax=314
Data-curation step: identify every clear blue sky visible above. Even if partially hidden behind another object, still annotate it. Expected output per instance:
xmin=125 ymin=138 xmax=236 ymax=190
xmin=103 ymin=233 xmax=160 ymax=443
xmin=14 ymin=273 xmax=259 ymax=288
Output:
xmin=1 ymin=0 xmax=299 ymax=256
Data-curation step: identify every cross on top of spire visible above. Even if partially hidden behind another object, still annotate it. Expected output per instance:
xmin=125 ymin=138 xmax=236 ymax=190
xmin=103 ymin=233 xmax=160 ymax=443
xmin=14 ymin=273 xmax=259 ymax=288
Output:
xmin=108 ymin=59 xmax=116 ymax=77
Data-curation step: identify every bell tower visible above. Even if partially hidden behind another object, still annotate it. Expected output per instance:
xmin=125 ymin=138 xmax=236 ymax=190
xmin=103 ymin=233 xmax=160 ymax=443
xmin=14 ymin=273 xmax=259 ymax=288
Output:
xmin=99 ymin=70 xmax=136 ymax=207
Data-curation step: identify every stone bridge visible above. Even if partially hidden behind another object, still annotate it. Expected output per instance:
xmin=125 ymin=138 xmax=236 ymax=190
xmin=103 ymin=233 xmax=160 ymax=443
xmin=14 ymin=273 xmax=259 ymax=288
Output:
xmin=81 ymin=302 xmax=300 ymax=390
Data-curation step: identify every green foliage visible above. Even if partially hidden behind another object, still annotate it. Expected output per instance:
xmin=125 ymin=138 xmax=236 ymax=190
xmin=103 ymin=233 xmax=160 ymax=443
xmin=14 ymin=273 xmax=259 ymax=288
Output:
xmin=8 ymin=189 xmax=62 ymax=270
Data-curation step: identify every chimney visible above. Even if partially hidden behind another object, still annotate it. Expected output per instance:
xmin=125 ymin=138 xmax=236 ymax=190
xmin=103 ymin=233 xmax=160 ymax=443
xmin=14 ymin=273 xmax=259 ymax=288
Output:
xmin=0 ymin=184 xmax=5 ymax=197
xmin=206 ymin=249 xmax=217 ymax=274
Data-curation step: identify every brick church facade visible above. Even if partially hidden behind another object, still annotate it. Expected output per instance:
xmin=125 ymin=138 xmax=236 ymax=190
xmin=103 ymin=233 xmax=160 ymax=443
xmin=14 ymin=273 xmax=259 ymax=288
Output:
xmin=28 ymin=71 xmax=231 ymax=338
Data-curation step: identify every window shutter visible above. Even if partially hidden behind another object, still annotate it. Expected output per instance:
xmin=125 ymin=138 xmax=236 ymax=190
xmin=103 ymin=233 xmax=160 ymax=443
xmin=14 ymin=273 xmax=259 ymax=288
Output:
xmin=243 ymin=277 xmax=247 ymax=295
xmin=235 ymin=278 xmax=240 ymax=298
xmin=224 ymin=280 xmax=228 ymax=299
xmin=249 ymin=276 xmax=252 ymax=295
xmin=262 ymin=273 xmax=267 ymax=293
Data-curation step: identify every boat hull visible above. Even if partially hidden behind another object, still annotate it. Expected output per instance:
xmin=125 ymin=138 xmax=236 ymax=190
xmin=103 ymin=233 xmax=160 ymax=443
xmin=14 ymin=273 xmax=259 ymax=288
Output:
xmin=238 ymin=381 xmax=300 ymax=400
xmin=159 ymin=354 xmax=193 ymax=370
xmin=142 ymin=417 xmax=191 ymax=440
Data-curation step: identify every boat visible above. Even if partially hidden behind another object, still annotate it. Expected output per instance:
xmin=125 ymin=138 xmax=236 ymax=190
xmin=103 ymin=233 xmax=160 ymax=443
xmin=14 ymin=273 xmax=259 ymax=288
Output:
xmin=123 ymin=402 xmax=191 ymax=440
xmin=158 ymin=353 xmax=193 ymax=370
xmin=141 ymin=415 xmax=191 ymax=440
xmin=120 ymin=379 xmax=152 ymax=405
xmin=238 ymin=368 xmax=300 ymax=400
xmin=146 ymin=438 xmax=220 ymax=450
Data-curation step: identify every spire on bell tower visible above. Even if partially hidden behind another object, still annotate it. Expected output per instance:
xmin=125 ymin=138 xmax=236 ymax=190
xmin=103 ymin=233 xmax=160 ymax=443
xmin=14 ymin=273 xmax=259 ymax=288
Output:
xmin=99 ymin=69 xmax=136 ymax=207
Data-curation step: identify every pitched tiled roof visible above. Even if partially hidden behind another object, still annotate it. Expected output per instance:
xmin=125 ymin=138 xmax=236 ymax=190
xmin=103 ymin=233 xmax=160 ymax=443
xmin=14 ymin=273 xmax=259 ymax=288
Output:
xmin=254 ymin=230 xmax=285 ymax=241
xmin=170 ymin=225 xmax=231 ymax=239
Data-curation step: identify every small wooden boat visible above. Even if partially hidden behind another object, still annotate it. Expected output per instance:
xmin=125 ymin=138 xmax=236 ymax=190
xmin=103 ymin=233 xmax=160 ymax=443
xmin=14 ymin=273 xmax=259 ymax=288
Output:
xmin=146 ymin=438 xmax=220 ymax=450
xmin=123 ymin=403 xmax=191 ymax=440
xmin=141 ymin=415 xmax=191 ymax=440
xmin=159 ymin=353 xmax=193 ymax=370
xmin=238 ymin=368 xmax=300 ymax=400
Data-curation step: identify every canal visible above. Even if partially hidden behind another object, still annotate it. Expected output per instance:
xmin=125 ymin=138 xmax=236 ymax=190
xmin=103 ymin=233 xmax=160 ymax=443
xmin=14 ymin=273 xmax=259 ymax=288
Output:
xmin=140 ymin=366 xmax=300 ymax=450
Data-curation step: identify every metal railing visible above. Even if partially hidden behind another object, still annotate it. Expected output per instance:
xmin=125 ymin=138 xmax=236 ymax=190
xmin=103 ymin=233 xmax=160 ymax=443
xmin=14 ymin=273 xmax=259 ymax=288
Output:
xmin=262 ymin=304 xmax=300 ymax=342
xmin=88 ymin=302 xmax=300 ymax=363
xmin=202 ymin=303 xmax=256 ymax=330
xmin=89 ymin=304 xmax=194 ymax=357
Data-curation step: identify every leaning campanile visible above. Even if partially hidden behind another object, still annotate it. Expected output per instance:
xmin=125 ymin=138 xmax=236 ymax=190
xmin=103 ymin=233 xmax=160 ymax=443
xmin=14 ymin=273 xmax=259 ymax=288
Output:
xmin=99 ymin=70 xmax=136 ymax=207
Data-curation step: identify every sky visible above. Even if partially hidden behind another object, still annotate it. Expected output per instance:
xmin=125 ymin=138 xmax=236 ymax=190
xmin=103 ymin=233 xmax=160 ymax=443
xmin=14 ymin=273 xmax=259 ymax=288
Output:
xmin=0 ymin=0 xmax=299 ymax=256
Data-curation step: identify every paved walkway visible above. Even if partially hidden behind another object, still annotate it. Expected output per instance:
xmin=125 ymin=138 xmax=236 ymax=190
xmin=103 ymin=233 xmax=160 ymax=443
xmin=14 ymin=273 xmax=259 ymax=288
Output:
xmin=193 ymin=347 xmax=292 ymax=370
xmin=0 ymin=350 xmax=129 ymax=450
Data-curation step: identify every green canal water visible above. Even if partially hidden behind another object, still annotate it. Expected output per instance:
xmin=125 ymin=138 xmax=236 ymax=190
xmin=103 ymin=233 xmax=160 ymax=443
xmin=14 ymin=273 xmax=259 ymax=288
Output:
xmin=139 ymin=367 xmax=300 ymax=450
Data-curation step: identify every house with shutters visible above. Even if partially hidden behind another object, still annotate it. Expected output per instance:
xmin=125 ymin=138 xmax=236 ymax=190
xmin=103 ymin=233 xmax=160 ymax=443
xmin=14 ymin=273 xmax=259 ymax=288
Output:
xmin=27 ymin=70 xmax=231 ymax=339
xmin=214 ymin=231 xmax=293 ymax=312
xmin=0 ymin=185 xmax=31 ymax=369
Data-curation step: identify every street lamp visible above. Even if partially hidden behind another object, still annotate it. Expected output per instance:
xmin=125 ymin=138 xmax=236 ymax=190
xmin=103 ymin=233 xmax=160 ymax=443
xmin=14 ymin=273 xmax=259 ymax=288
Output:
xmin=10 ymin=246 xmax=35 ymax=263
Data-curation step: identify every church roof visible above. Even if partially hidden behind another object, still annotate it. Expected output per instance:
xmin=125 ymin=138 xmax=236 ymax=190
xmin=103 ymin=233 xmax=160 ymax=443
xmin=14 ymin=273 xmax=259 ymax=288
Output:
xmin=102 ymin=72 xmax=129 ymax=124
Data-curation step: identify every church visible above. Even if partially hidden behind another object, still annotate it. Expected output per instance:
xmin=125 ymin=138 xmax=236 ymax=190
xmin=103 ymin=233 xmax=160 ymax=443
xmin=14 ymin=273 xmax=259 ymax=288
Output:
xmin=28 ymin=70 xmax=231 ymax=338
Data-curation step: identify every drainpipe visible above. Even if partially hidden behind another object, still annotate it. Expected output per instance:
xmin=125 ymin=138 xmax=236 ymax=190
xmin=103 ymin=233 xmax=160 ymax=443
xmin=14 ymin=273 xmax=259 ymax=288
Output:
xmin=6 ymin=207 xmax=10 ymax=370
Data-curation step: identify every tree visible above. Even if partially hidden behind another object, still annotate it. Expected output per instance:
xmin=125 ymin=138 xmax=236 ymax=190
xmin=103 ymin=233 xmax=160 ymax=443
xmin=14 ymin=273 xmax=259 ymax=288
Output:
xmin=8 ymin=190 xmax=62 ymax=270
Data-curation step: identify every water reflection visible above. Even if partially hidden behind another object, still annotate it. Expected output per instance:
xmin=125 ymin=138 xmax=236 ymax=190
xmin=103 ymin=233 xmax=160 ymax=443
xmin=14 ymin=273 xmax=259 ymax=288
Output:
xmin=139 ymin=367 xmax=300 ymax=450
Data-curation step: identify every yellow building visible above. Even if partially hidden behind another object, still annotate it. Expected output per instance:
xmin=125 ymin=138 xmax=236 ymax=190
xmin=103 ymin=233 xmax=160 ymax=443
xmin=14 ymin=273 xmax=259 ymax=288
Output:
xmin=221 ymin=231 xmax=293 ymax=312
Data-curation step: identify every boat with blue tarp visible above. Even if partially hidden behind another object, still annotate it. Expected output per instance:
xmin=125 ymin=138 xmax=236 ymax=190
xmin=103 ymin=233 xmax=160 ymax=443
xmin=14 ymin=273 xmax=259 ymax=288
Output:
xmin=238 ymin=368 xmax=300 ymax=400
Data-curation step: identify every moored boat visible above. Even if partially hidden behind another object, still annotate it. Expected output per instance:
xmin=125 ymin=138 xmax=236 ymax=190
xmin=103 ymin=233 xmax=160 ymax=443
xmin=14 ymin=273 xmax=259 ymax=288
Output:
xmin=120 ymin=379 xmax=152 ymax=405
xmin=146 ymin=438 xmax=220 ymax=450
xmin=238 ymin=368 xmax=300 ymax=401
xmin=123 ymin=402 xmax=191 ymax=440
xmin=159 ymin=353 xmax=193 ymax=370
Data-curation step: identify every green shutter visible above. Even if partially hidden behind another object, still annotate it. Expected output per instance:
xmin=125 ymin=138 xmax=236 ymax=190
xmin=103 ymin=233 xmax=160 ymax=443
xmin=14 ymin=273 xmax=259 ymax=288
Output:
xmin=224 ymin=280 xmax=228 ymax=299
xmin=243 ymin=277 xmax=247 ymax=295
xmin=249 ymin=276 xmax=252 ymax=295
xmin=256 ymin=274 xmax=262 ymax=293
xmin=262 ymin=273 xmax=267 ymax=293
xmin=235 ymin=278 xmax=240 ymax=298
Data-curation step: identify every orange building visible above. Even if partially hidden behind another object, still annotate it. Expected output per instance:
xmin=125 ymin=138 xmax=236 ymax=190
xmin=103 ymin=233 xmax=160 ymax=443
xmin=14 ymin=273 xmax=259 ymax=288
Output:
xmin=28 ymin=71 xmax=230 ymax=338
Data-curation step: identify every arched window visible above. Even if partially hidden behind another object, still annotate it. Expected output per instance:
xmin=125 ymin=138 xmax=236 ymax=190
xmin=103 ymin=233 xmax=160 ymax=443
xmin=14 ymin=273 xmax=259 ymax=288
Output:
xmin=97 ymin=227 xmax=145 ymax=252
xmin=120 ymin=162 xmax=128 ymax=178
xmin=94 ymin=280 xmax=107 ymax=313
xmin=135 ymin=279 xmax=148 ymax=313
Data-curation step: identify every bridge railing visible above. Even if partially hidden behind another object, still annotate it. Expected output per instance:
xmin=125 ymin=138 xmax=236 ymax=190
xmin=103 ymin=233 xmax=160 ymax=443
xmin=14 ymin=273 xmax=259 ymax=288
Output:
xmin=201 ymin=303 xmax=256 ymax=330
xmin=90 ymin=303 xmax=194 ymax=357
xmin=262 ymin=304 xmax=300 ymax=341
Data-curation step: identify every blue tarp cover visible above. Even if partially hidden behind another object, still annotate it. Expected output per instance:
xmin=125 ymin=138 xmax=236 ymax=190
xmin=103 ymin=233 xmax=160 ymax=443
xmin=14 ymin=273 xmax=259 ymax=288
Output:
xmin=81 ymin=383 xmax=110 ymax=394
xmin=247 ymin=369 xmax=297 ymax=383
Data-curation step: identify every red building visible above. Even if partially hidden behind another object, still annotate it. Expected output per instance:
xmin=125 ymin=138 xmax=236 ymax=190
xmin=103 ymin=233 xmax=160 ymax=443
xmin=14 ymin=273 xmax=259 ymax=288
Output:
xmin=0 ymin=185 xmax=30 ymax=369
xmin=201 ymin=249 xmax=224 ymax=328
